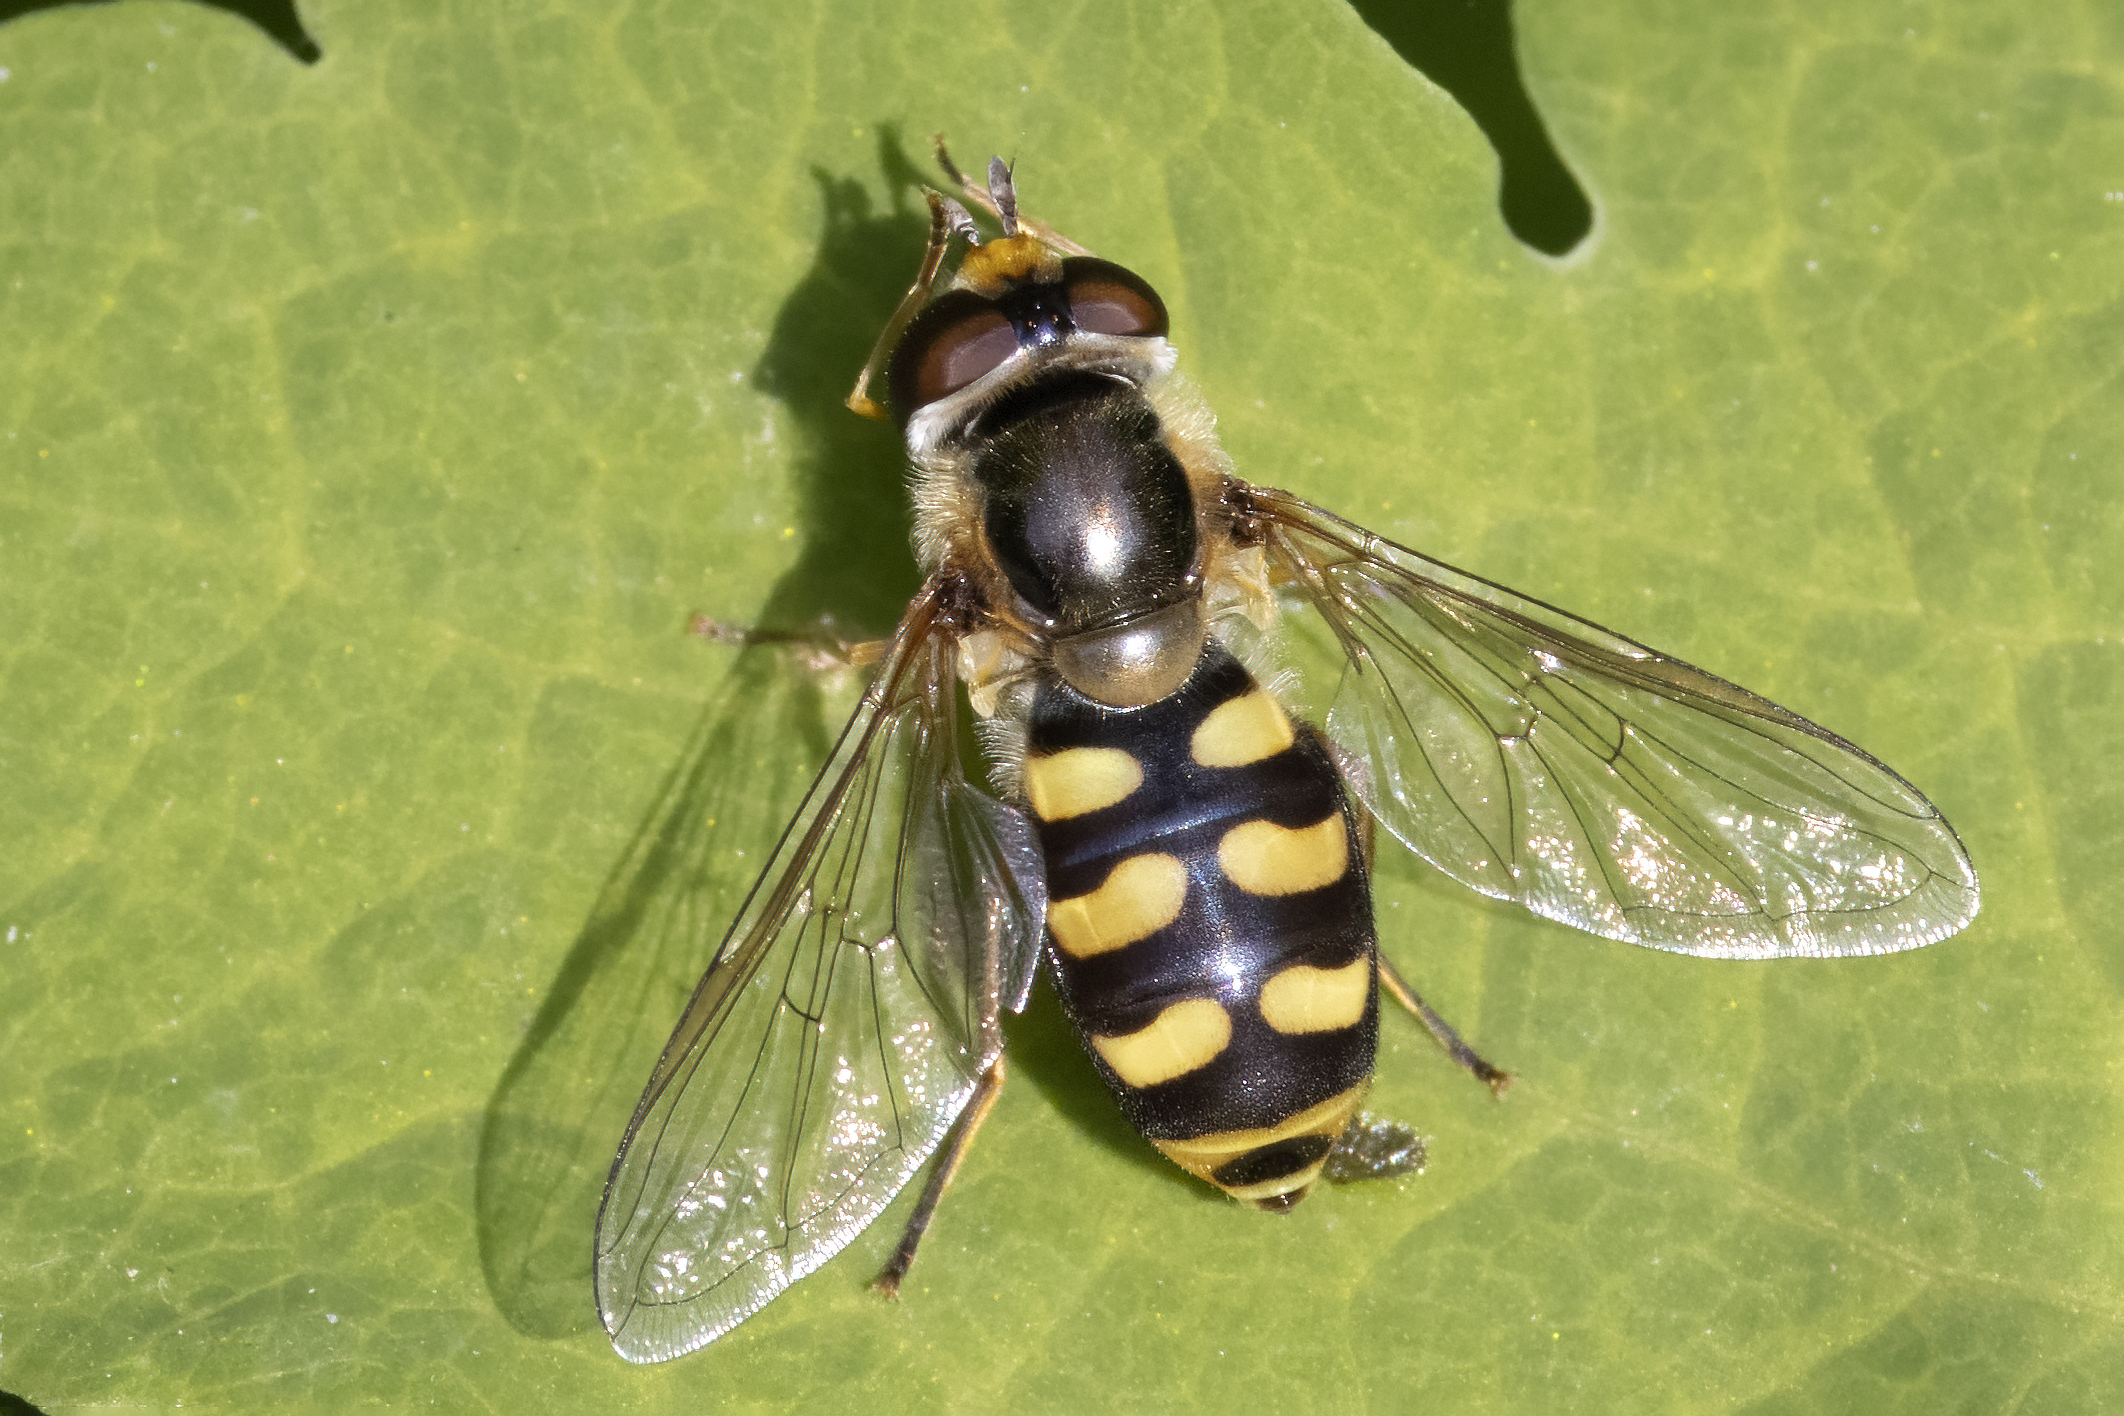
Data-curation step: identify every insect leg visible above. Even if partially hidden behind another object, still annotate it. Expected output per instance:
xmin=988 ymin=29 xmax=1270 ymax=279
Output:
xmin=687 ymin=612 xmax=889 ymax=671
xmin=873 ymin=1054 xmax=1007 ymax=1298
xmin=847 ymin=189 xmax=971 ymax=420
xmin=1377 ymin=956 xmax=1512 ymax=1097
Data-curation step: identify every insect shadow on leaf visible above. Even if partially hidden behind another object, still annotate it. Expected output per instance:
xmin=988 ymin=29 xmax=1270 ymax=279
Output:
xmin=473 ymin=131 xmax=1122 ymax=1339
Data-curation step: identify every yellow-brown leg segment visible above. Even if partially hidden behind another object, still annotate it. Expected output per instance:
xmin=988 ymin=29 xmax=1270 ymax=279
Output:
xmin=846 ymin=189 xmax=976 ymax=420
xmin=873 ymin=1056 xmax=1007 ymax=1298
xmin=687 ymin=613 xmax=888 ymax=672
xmin=1377 ymin=955 xmax=1512 ymax=1097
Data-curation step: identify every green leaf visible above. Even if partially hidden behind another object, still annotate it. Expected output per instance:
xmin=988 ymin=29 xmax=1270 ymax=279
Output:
xmin=3 ymin=0 xmax=2117 ymax=1409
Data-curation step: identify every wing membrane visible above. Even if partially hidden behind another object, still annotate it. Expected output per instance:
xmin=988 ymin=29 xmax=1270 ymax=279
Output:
xmin=1245 ymin=486 xmax=1979 ymax=958
xmin=595 ymin=580 xmax=1047 ymax=1362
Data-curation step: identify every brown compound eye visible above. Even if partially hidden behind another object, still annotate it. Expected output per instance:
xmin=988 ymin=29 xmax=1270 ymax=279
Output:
xmin=890 ymin=291 xmax=1020 ymax=415
xmin=1062 ymin=257 xmax=1169 ymax=337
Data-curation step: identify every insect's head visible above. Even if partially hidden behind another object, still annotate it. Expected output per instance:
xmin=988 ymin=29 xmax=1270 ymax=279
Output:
xmin=886 ymin=249 xmax=1168 ymax=422
xmin=849 ymin=155 xmax=1178 ymax=455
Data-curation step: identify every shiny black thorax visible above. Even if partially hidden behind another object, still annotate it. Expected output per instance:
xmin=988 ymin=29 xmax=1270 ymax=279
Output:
xmin=1031 ymin=645 xmax=1380 ymax=1140
xmin=969 ymin=374 xmax=1197 ymax=630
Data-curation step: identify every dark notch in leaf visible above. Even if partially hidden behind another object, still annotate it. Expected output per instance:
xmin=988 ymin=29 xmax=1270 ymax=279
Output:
xmin=1348 ymin=0 xmax=1592 ymax=255
xmin=0 ymin=0 xmax=320 ymax=63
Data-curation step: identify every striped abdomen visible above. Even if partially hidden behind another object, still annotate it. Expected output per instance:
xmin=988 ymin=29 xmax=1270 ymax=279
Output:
xmin=1024 ymin=642 xmax=1378 ymax=1209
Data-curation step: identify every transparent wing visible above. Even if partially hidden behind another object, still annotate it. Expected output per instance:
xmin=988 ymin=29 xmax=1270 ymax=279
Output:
xmin=594 ymin=579 xmax=1048 ymax=1363
xmin=1243 ymin=485 xmax=1979 ymax=958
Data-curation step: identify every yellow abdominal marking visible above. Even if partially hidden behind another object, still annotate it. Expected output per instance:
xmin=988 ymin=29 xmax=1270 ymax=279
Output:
xmin=1023 ymin=747 xmax=1143 ymax=821
xmin=1154 ymin=1084 xmax=1370 ymax=1192
xmin=1258 ymin=958 xmax=1372 ymax=1035
xmin=1089 ymin=998 xmax=1232 ymax=1088
xmin=1047 ymin=853 xmax=1188 ymax=959
xmin=1217 ymin=813 xmax=1348 ymax=896
xmin=1189 ymin=691 xmax=1296 ymax=768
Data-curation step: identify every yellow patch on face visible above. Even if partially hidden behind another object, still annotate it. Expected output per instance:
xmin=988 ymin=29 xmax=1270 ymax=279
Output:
xmin=1047 ymin=853 xmax=1188 ymax=959
xmin=1189 ymin=691 xmax=1296 ymax=768
xmin=1258 ymin=957 xmax=1372 ymax=1035
xmin=1153 ymin=1083 xmax=1370 ymax=1191
xmin=1023 ymin=747 xmax=1143 ymax=821
xmin=1089 ymin=998 xmax=1232 ymax=1088
xmin=1217 ymin=813 xmax=1348 ymax=896
xmin=956 ymin=233 xmax=1062 ymax=296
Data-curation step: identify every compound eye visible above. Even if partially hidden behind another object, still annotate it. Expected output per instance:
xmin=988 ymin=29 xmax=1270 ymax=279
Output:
xmin=891 ymin=291 xmax=1019 ymax=414
xmin=1063 ymin=257 xmax=1169 ymax=338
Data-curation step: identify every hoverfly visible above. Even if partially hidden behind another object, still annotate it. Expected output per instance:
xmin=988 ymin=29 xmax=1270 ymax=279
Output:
xmin=593 ymin=150 xmax=1981 ymax=1363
